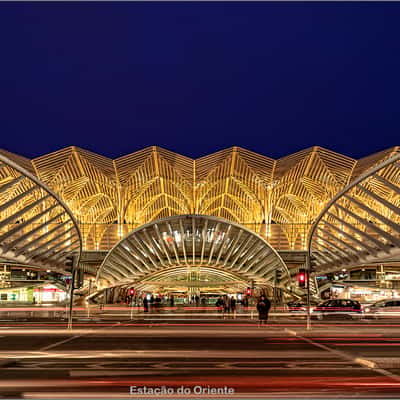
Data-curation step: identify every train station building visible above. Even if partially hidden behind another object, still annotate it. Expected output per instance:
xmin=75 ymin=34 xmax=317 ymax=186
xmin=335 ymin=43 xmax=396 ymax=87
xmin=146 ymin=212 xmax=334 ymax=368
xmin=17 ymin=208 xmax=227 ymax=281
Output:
xmin=0 ymin=145 xmax=399 ymax=304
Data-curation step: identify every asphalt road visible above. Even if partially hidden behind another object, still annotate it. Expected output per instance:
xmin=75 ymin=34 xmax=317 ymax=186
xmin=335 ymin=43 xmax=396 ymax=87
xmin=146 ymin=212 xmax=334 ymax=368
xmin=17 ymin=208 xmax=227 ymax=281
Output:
xmin=1 ymin=317 xmax=400 ymax=399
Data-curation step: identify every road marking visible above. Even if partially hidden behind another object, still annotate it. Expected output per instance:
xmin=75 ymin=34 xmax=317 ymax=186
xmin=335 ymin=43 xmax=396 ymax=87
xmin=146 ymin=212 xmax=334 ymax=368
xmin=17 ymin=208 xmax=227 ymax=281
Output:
xmin=39 ymin=321 xmax=121 ymax=351
xmin=355 ymin=358 xmax=377 ymax=369
xmin=40 ymin=336 xmax=82 ymax=352
xmin=286 ymin=328 xmax=400 ymax=383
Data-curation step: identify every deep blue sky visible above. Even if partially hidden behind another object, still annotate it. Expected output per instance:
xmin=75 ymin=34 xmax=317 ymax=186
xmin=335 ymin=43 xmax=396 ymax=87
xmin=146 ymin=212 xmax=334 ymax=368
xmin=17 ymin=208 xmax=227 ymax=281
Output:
xmin=0 ymin=2 xmax=399 ymax=160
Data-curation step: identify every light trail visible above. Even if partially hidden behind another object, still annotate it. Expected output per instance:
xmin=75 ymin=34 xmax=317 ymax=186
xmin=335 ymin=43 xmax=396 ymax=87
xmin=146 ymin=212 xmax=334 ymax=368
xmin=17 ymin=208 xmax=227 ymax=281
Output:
xmin=334 ymin=343 xmax=400 ymax=346
xmin=21 ymin=391 xmax=400 ymax=399
xmin=0 ymin=376 xmax=400 ymax=389
xmin=0 ymin=350 xmax=330 ymax=359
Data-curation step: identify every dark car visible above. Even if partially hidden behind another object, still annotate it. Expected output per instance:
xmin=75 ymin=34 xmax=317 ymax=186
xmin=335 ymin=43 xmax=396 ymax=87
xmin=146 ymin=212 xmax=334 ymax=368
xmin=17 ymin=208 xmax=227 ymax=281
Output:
xmin=312 ymin=299 xmax=363 ymax=320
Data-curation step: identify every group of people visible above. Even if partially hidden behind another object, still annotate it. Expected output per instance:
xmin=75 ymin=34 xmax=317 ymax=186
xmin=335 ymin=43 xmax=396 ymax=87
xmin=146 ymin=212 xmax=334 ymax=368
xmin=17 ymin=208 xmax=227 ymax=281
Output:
xmin=141 ymin=292 xmax=272 ymax=326
xmin=189 ymin=295 xmax=209 ymax=306
xmin=214 ymin=294 xmax=271 ymax=325
xmin=143 ymin=294 xmax=175 ymax=312
xmin=215 ymin=295 xmax=237 ymax=314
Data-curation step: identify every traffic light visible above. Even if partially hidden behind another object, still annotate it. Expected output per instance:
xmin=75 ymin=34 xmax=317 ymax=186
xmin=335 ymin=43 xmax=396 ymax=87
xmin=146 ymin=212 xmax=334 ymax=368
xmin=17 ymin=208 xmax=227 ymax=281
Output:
xmin=246 ymin=287 xmax=251 ymax=296
xmin=298 ymin=268 xmax=306 ymax=288
xmin=129 ymin=288 xmax=135 ymax=296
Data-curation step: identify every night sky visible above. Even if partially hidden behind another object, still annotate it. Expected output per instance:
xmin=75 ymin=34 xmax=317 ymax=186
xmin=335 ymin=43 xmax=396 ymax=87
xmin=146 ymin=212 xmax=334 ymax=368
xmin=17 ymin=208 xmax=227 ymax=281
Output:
xmin=0 ymin=2 xmax=399 ymax=160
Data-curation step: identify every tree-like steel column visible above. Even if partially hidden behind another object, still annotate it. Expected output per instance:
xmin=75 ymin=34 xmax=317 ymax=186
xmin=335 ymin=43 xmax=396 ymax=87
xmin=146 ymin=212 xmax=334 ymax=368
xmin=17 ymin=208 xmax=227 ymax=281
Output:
xmin=0 ymin=154 xmax=82 ymax=329
xmin=0 ymin=154 xmax=82 ymax=271
xmin=307 ymin=152 xmax=400 ymax=329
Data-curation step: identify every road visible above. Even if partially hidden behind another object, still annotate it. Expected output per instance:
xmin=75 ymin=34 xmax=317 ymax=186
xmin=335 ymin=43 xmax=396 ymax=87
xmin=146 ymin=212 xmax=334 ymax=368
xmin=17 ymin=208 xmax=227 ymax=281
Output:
xmin=1 ymin=312 xmax=400 ymax=398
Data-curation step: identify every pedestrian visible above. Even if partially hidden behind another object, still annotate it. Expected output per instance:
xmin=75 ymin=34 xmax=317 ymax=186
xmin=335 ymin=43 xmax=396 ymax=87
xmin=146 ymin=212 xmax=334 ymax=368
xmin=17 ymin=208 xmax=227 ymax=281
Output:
xmin=257 ymin=295 xmax=271 ymax=326
xmin=223 ymin=295 xmax=230 ymax=318
xmin=215 ymin=296 xmax=223 ymax=312
xmin=170 ymin=295 xmax=174 ymax=307
xmin=230 ymin=296 xmax=236 ymax=317
xmin=143 ymin=296 xmax=149 ymax=312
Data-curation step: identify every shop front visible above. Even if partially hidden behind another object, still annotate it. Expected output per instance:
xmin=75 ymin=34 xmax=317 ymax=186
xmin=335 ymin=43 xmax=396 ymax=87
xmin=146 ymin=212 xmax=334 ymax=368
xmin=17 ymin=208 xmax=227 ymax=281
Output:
xmin=330 ymin=284 xmax=399 ymax=303
xmin=0 ymin=284 xmax=67 ymax=304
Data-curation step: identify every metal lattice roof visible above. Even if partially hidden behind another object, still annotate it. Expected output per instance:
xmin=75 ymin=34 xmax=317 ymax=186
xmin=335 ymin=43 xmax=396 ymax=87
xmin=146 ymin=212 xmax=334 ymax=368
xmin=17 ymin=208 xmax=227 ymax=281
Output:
xmin=308 ymin=153 xmax=400 ymax=274
xmin=0 ymin=145 xmax=399 ymax=252
xmin=0 ymin=153 xmax=82 ymax=272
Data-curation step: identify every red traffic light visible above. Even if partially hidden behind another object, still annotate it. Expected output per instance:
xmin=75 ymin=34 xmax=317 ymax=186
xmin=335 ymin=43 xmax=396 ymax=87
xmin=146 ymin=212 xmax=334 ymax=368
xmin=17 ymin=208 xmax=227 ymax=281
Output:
xmin=298 ymin=269 xmax=306 ymax=288
xmin=246 ymin=287 xmax=251 ymax=296
xmin=129 ymin=288 xmax=135 ymax=295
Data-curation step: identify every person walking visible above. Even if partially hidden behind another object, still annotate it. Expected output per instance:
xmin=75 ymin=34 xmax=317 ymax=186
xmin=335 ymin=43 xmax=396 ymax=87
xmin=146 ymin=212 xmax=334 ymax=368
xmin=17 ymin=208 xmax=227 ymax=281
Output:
xmin=143 ymin=296 xmax=149 ymax=313
xmin=256 ymin=295 xmax=271 ymax=326
xmin=230 ymin=296 xmax=236 ymax=318
xmin=223 ymin=295 xmax=230 ymax=318
xmin=216 ymin=296 xmax=223 ymax=312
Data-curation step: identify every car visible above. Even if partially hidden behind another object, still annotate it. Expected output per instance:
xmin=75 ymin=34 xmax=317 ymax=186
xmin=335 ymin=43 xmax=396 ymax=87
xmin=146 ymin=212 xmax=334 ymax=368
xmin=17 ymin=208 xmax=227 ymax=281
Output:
xmin=364 ymin=299 xmax=400 ymax=318
xmin=287 ymin=300 xmax=318 ymax=313
xmin=312 ymin=299 xmax=363 ymax=320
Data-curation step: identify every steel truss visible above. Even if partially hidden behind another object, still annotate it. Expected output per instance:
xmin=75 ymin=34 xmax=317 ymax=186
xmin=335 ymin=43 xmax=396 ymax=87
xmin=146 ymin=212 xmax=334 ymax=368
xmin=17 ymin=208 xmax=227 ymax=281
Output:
xmin=0 ymin=154 xmax=82 ymax=272
xmin=97 ymin=214 xmax=291 ymax=289
xmin=308 ymin=153 xmax=400 ymax=274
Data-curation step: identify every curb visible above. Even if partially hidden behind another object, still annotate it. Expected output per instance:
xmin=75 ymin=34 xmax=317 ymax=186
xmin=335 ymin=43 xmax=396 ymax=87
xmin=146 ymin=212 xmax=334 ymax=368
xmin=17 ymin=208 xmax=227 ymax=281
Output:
xmin=284 ymin=328 xmax=381 ymax=370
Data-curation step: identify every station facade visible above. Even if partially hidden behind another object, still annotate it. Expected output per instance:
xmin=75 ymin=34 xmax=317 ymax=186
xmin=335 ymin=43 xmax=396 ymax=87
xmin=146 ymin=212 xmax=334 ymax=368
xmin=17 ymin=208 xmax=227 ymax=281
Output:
xmin=0 ymin=145 xmax=399 ymax=304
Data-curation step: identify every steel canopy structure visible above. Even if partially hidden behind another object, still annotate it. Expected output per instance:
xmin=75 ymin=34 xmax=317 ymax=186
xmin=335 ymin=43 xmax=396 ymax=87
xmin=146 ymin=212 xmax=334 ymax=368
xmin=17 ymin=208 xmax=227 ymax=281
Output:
xmin=3 ymin=145 xmax=397 ymax=253
xmin=308 ymin=153 xmax=400 ymax=274
xmin=97 ymin=215 xmax=291 ymax=289
xmin=0 ymin=153 xmax=82 ymax=272
xmin=1 ymin=145 xmax=399 ymax=288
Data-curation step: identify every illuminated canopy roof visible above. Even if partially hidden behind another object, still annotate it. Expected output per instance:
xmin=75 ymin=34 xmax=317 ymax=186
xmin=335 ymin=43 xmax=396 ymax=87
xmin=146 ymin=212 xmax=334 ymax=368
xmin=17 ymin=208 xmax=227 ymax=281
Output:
xmin=0 ymin=145 xmax=399 ymax=252
xmin=0 ymin=153 xmax=82 ymax=271
xmin=309 ymin=153 xmax=400 ymax=274
xmin=97 ymin=214 xmax=290 ymax=287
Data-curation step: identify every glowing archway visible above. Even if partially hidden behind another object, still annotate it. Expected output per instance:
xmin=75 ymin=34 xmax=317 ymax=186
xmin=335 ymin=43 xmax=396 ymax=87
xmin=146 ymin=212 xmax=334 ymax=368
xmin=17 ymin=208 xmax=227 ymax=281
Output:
xmin=97 ymin=214 xmax=290 ymax=289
